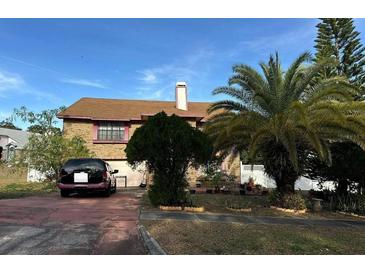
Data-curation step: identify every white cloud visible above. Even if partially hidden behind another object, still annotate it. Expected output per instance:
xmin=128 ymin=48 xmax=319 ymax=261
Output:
xmin=134 ymin=47 xmax=215 ymax=100
xmin=138 ymin=70 xmax=157 ymax=84
xmin=136 ymin=86 xmax=166 ymax=100
xmin=0 ymin=69 xmax=63 ymax=103
xmin=61 ymin=78 xmax=108 ymax=89
xmin=0 ymin=55 xmax=65 ymax=77
xmin=0 ymin=71 xmax=24 ymax=96
xmin=231 ymin=26 xmax=316 ymax=58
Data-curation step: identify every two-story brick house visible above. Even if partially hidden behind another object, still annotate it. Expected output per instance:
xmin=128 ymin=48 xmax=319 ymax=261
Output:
xmin=57 ymin=82 xmax=240 ymax=187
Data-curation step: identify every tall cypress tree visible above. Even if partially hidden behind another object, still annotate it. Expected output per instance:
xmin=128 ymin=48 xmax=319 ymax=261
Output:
xmin=307 ymin=19 xmax=365 ymax=195
xmin=315 ymin=18 xmax=365 ymax=89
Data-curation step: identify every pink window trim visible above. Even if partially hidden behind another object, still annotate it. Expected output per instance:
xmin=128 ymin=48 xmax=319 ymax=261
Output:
xmin=92 ymin=121 xmax=129 ymax=143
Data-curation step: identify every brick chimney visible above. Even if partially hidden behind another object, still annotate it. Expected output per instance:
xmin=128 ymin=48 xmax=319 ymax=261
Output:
xmin=175 ymin=82 xmax=187 ymax=111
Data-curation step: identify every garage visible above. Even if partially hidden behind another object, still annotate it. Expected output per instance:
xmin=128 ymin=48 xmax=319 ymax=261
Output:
xmin=107 ymin=160 xmax=146 ymax=188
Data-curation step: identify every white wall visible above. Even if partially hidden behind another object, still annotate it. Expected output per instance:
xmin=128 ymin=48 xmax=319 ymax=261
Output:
xmin=0 ymin=135 xmax=9 ymax=147
xmin=240 ymin=163 xmax=335 ymax=191
xmin=107 ymin=160 xmax=146 ymax=187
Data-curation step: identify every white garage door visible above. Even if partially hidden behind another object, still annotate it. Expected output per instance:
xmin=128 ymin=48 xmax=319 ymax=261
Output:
xmin=107 ymin=160 xmax=146 ymax=187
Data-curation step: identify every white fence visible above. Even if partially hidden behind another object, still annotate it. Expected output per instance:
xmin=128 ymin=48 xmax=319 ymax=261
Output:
xmin=240 ymin=163 xmax=335 ymax=191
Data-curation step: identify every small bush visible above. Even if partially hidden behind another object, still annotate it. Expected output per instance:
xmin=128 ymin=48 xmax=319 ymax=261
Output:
xmin=147 ymin=177 xmax=188 ymax=207
xmin=330 ymin=194 xmax=365 ymax=215
xmin=199 ymin=170 xmax=236 ymax=190
xmin=270 ymin=191 xmax=306 ymax=210
xmin=308 ymin=189 xmax=333 ymax=201
xmin=269 ymin=190 xmax=281 ymax=205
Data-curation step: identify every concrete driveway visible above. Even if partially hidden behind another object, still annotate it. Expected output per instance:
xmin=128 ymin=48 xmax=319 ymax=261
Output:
xmin=0 ymin=191 xmax=146 ymax=254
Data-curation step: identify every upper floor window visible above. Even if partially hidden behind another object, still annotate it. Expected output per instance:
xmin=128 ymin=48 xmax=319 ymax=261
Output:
xmin=97 ymin=121 xmax=125 ymax=141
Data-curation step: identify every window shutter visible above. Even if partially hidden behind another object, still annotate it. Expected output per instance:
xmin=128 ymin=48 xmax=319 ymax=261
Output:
xmin=124 ymin=124 xmax=129 ymax=142
xmin=93 ymin=122 xmax=98 ymax=141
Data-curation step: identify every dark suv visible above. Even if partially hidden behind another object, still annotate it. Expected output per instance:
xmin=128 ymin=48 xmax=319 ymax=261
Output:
xmin=57 ymin=158 xmax=117 ymax=197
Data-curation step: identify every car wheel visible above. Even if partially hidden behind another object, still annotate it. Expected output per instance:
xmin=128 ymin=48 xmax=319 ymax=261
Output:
xmin=104 ymin=184 xmax=111 ymax=197
xmin=60 ymin=190 xmax=70 ymax=197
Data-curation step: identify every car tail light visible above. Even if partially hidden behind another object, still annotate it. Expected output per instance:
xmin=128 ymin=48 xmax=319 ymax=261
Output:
xmin=102 ymin=171 xmax=108 ymax=181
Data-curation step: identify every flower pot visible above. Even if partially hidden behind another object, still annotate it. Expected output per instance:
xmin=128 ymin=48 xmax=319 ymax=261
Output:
xmin=312 ymin=198 xmax=323 ymax=212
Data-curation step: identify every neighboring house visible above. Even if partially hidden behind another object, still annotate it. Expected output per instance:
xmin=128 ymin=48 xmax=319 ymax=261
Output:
xmin=57 ymin=82 xmax=241 ymax=187
xmin=0 ymin=127 xmax=31 ymax=162
xmin=0 ymin=127 xmax=45 ymax=182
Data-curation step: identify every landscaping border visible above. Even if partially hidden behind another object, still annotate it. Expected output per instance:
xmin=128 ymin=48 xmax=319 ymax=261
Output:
xmin=337 ymin=211 xmax=365 ymax=219
xmin=270 ymin=206 xmax=306 ymax=214
xmin=137 ymin=224 xmax=166 ymax=255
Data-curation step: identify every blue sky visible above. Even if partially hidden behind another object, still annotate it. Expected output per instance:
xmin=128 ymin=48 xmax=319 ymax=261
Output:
xmin=1 ymin=18 xmax=365 ymax=129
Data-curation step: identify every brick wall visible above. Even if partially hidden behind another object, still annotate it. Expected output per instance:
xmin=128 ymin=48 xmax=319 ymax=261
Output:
xmin=63 ymin=119 xmax=127 ymax=159
xmin=63 ymin=118 xmax=241 ymax=183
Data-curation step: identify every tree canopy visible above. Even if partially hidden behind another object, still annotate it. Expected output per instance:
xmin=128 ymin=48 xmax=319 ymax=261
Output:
xmin=315 ymin=18 xmax=365 ymax=89
xmin=17 ymin=134 xmax=93 ymax=181
xmin=205 ymin=52 xmax=365 ymax=194
xmin=0 ymin=120 xmax=21 ymax=130
xmin=12 ymin=106 xmax=93 ymax=182
xmin=306 ymin=18 xmax=365 ymax=194
xmin=12 ymin=106 xmax=65 ymax=134
xmin=126 ymin=111 xmax=213 ymax=205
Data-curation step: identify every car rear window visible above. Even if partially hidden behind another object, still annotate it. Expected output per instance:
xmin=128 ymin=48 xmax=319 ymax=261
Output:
xmin=61 ymin=159 xmax=106 ymax=173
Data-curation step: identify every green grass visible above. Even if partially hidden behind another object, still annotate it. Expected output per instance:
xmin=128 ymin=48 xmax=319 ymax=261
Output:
xmin=190 ymin=193 xmax=270 ymax=212
xmin=0 ymin=181 xmax=57 ymax=199
xmin=143 ymin=220 xmax=365 ymax=254
xmin=0 ymin=165 xmax=57 ymax=199
xmin=140 ymin=192 xmax=270 ymax=212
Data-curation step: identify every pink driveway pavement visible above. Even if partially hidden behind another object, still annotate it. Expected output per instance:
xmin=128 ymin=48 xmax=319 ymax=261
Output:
xmin=0 ymin=191 xmax=146 ymax=254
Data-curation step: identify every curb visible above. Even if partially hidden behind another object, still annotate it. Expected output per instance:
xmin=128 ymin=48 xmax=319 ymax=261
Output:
xmin=137 ymin=224 xmax=166 ymax=255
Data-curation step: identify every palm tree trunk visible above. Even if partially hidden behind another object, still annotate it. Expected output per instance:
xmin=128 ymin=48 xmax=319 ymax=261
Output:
xmin=275 ymin=169 xmax=298 ymax=194
xmin=336 ymin=179 xmax=349 ymax=195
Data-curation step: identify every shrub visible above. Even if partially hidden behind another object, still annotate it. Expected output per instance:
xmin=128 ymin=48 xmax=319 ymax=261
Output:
xmin=270 ymin=190 xmax=306 ymax=210
xmin=126 ymin=112 xmax=213 ymax=206
xmin=330 ymin=194 xmax=365 ymax=215
xmin=16 ymin=134 xmax=94 ymax=182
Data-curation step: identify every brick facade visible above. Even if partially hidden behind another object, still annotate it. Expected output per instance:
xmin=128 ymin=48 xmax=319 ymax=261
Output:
xmin=63 ymin=117 xmax=241 ymax=185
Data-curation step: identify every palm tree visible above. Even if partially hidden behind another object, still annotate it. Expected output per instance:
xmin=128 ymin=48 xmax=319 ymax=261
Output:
xmin=205 ymin=52 xmax=365 ymax=194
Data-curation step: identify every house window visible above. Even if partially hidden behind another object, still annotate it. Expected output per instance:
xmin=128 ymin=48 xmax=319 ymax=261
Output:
xmin=97 ymin=122 xmax=125 ymax=141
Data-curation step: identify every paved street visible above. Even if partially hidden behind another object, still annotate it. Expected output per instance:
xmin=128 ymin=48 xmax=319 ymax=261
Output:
xmin=0 ymin=191 xmax=146 ymax=254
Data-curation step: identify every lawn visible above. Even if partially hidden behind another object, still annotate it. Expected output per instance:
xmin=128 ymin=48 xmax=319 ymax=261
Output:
xmin=141 ymin=193 xmax=360 ymax=220
xmin=0 ymin=181 xmax=57 ymax=199
xmin=143 ymin=219 xmax=365 ymax=254
xmin=0 ymin=165 xmax=57 ymax=199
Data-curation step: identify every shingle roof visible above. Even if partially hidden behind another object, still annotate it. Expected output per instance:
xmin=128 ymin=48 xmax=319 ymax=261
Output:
xmin=0 ymin=127 xmax=32 ymax=149
xmin=57 ymin=97 xmax=213 ymax=122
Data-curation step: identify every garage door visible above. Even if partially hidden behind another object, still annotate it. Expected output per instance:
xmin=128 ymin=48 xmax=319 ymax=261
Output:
xmin=107 ymin=160 xmax=146 ymax=187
